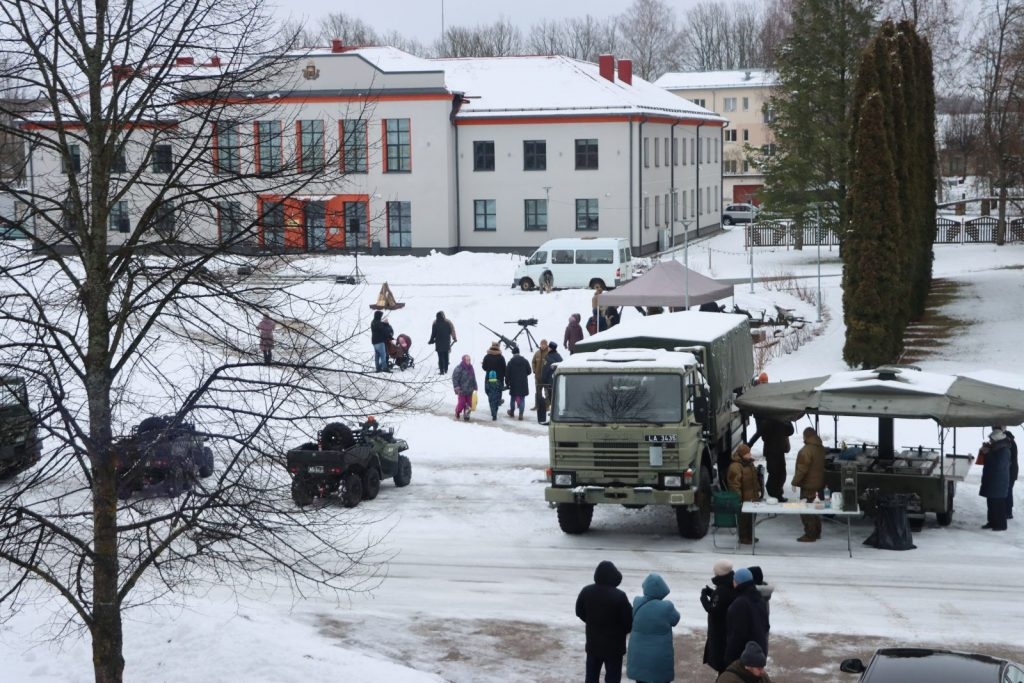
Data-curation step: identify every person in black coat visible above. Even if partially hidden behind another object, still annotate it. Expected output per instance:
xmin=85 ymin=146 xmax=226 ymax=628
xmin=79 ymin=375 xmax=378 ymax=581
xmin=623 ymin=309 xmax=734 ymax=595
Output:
xmin=428 ymin=311 xmax=457 ymax=375
xmin=538 ymin=342 xmax=563 ymax=424
xmin=725 ymin=567 xmax=770 ymax=664
xmin=748 ymin=414 xmax=794 ymax=501
xmin=701 ymin=559 xmax=738 ymax=673
xmin=576 ymin=560 xmax=633 ymax=683
xmin=505 ymin=347 xmax=532 ymax=420
xmin=997 ymin=425 xmax=1018 ymax=520
xmin=370 ymin=310 xmax=393 ymax=373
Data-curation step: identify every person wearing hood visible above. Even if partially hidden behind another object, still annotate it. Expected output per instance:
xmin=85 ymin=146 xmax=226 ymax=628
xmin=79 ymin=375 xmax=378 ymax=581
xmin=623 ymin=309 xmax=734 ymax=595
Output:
xmin=980 ymin=428 xmax=1011 ymax=531
xmin=700 ymin=559 xmax=737 ymax=673
xmin=716 ymin=641 xmax=773 ymax=683
xmin=481 ymin=342 xmax=507 ymax=419
xmin=505 ymin=347 xmax=531 ymax=421
xmin=539 ymin=342 xmax=563 ymax=424
xmin=728 ymin=444 xmax=762 ymax=545
xmin=451 ymin=354 xmax=477 ymax=422
xmin=576 ymin=560 xmax=633 ymax=683
xmin=428 ymin=311 xmax=457 ymax=375
xmin=256 ymin=313 xmax=276 ymax=364
xmin=792 ymin=426 xmax=827 ymax=542
xmin=564 ymin=313 xmax=585 ymax=354
xmin=370 ymin=310 xmax=393 ymax=372
xmin=530 ymin=338 xmax=549 ymax=412
xmin=626 ymin=573 xmax=680 ymax=683
xmin=725 ymin=568 xmax=770 ymax=665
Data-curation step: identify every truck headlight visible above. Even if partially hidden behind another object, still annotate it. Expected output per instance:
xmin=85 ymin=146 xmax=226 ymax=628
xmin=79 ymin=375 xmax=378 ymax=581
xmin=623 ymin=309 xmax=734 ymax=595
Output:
xmin=662 ymin=475 xmax=682 ymax=488
xmin=553 ymin=472 xmax=574 ymax=487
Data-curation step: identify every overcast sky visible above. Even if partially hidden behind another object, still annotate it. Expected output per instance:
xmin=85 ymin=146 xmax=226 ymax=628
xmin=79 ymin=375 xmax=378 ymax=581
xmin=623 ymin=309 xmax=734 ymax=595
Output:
xmin=274 ymin=0 xmax=730 ymax=47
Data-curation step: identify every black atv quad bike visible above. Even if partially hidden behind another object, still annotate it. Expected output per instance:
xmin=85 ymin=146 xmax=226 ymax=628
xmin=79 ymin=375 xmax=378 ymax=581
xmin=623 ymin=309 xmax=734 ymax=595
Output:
xmin=114 ymin=415 xmax=215 ymax=499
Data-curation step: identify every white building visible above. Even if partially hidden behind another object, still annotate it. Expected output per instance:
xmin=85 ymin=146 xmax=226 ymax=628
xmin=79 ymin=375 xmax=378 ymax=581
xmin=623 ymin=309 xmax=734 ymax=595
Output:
xmin=25 ymin=45 xmax=725 ymax=255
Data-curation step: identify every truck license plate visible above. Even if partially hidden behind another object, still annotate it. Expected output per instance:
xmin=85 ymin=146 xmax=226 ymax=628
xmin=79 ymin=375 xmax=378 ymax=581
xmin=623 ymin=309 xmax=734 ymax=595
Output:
xmin=308 ymin=465 xmax=324 ymax=474
xmin=645 ymin=434 xmax=676 ymax=443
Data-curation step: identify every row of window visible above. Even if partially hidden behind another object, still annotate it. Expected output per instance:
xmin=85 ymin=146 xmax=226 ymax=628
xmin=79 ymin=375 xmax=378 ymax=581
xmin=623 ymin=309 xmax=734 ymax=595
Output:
xmin=642 ymin=135 xmax=718 ymax=169
xmin=63 ymin=144 xmax=174 ymax=175
xmin=472 ymin=139 xmax=599 ymax=172
xmin=691 ymin=97 xmax=774 ymax=123
xmin=472 ymin=198 xmax=599 ymax=232
xmin=641 ymin=185 xmax=719 ymax=229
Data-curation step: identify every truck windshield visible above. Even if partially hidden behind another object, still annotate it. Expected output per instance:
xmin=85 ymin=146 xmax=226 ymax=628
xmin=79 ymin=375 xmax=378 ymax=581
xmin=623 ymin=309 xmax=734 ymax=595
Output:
xmin=552 ymin=373 xmax=683 ymax=423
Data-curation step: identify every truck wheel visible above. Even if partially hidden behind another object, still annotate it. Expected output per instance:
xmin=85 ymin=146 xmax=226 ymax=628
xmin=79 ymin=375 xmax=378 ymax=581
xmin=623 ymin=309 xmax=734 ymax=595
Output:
xmin=676 ymin=464 xmax=713 ymax=539
xmin=393 ymin=455 xmax=412 ymax=487
xmin=519 ymin=278 xmax=534 ymax=292
xmin=291 ymin=478 xmax=314 ymax=507
xmin=322 ymin=423 xmax=354 ymax=450
xmin=197 ymin=446 xmax=214 ymax=478
xmin=341 ymin=472 xmax=363 ymax=508
xmin=363 ymin=468 xmax=381 ymax=500
xmin=556 ymin=502 xmax=594 ymax=534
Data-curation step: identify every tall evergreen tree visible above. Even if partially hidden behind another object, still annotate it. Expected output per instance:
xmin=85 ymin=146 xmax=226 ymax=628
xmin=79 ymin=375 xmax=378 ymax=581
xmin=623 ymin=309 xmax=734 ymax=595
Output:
xmin=760 ymin=0 xmax=880 ymax=226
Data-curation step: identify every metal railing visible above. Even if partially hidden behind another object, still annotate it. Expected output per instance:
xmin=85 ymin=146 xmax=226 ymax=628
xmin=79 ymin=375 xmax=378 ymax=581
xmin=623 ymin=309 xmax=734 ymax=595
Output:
xmin=745 ymin=215 xmax=1024 ymax=247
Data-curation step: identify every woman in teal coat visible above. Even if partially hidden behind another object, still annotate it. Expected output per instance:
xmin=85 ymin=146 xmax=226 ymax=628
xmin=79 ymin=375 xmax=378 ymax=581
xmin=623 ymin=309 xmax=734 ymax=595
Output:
xmin=626 ymin=573 xmax=680 ymax=683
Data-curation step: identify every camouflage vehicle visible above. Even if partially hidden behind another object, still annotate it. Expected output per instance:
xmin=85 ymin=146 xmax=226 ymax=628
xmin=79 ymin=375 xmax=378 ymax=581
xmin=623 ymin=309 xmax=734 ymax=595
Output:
xmin=544 ymin=312 xmax=754 ymax=537
xmin=114 ymin=416 xmax=215 ymax=498
xmin=286 ymin=417 xmax=411 ymax=508
xmin=0 ymin=376 xmax=42 ymax=479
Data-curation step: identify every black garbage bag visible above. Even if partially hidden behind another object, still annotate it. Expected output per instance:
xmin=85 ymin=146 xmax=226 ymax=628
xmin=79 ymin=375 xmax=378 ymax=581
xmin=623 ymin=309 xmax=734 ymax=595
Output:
xmin=863 ymin=491 xmax=917 ymax=550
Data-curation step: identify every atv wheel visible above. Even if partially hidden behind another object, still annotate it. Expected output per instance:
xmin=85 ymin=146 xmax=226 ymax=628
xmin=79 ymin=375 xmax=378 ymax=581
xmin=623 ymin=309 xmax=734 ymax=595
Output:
xmin=322 ymin=423 xmax=354 ymax=450
xmin=291 ymin=478 xmax=315 ymax=507
xmin=197 ymin=446 xmax=214 ymax=478
xmin=341 ymin=472 xmax=363 ymax=508
xmin=676 ymin=463 xmax=713 ymax=539
xmin=557 ymin=502 xmax=594 ymax=534
xmin=393 ymin=455 xmax=412 ymax=487
xmin=363 ymin=468 xmax=382 ymax=500
xmin=165 ymin=466 xmax=188 ymax=498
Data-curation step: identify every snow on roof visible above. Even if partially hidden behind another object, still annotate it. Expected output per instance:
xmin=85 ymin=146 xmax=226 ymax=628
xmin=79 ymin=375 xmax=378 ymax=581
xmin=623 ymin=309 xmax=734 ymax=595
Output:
xmin=297 ymin=45 xmax=442 ymax=74
xmin=556 ymin=347 xmax=698 ymax=371
xmin=654 ymin=69 xmax=777 ymax=91
xmin=586 ymin=310 xmax=749 ymax=345
xmin=433 ymin=55 xmax=723 ymax=121
xmin=814 ymin=367 xmax=955 ymax=395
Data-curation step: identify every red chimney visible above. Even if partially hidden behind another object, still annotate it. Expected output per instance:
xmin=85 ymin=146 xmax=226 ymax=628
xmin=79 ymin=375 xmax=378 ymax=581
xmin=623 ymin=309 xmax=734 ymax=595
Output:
xmin=175 ymin=56 xmax=195 ymax=66
xmin=331 ymin=39 xmax=345 ymax=53
xmin=598 ymin=54 xmax=615 ymax=82
xmin=618 ymin=59 xmax=632 ymax=85
xmin=208 ymin=55 xmax=221 ymax=67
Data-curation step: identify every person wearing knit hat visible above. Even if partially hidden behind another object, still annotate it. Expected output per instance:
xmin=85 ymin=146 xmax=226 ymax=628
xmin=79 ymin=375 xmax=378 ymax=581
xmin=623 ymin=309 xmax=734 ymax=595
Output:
xmin=548 ymin=341 xmax=558 ymax=351
xmin=701 ymin=559 xmax=738 ymax=673
xmin=980 ymin=427 xmax=1012 ymax=531
xmin=714 ymin=641 xmax=773 ymax=683
xmin=724 ymin=566 xmax=769 ymax=667
xmin=481 ymin=340 xmax=507 ymax=418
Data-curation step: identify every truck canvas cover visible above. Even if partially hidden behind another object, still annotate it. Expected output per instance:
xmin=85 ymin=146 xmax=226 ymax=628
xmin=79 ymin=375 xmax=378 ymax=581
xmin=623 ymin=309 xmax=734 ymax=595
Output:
xmin=574 ymin=311 xmax=754 ymax=416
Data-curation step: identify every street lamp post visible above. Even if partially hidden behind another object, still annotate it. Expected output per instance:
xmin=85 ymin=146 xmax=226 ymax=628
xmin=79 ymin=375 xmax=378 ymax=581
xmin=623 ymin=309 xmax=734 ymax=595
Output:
xmin=682 ymin=218 xmax=692 ymax=308
xmin=815 ymin=204 xmax=823 ymax=322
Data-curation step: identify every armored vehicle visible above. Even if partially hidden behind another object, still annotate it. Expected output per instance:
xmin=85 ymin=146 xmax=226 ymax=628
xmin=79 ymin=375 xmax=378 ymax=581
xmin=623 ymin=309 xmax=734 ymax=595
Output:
xmin=545 ymin=312 xmax=755 ymax=537
xmin=114 ymin=416 xmax=215 ymax=498
xmin=0 ymin=376 xmax=42 ymax=479
xmin=286 ymin=418 xmax=411 ymax=507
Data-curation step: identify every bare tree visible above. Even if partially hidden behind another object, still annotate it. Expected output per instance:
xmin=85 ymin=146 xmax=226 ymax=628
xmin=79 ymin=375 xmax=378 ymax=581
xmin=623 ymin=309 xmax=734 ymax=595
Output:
xmin=314 ymin=12 xmax=381 ymax=46
xmin=0 ymin=1 xmax=427 ymax=681
xmin=528 ymin=19 xmax=568 ymax=56
xmin=564 ymin=15 xmax=621 ymax=62
xmin=941 ymin=96 xmax=983 ymax=178
xmin=618 ymin=0 xmax=685 ymax=80
xmin=972 ymin=0 xmax=1024 ymax=244
xmin=436 ymin=18 xmax=524 ymax=58
xmin=884 ymin=0 xmax=962 ymax=90
xmin=759 ymin=0 xmax=796 ymax=68
xmin=731 ymin=2 xmax=767 ymax=68
xmin=682 ymin=1 xmax=732 ymax=70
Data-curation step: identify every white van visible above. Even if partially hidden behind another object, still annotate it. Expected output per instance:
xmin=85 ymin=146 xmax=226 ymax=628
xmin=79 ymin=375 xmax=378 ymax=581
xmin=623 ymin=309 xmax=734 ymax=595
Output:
xmin=512 ymin=237 xmax=633 ymax=291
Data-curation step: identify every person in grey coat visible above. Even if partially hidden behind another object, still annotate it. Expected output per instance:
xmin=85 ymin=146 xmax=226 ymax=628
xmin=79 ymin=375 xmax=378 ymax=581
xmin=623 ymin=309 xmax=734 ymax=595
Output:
xmin=626 ymin=573 xmax=680 ymax=683
xmin=980 ymin=428 xmax=1011 ymax=531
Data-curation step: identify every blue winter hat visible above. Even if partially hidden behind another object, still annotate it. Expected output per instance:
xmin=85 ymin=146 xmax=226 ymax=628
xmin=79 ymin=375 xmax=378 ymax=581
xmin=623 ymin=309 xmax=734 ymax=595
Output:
xmin=734 ymin=567 xmax=753 ymax=585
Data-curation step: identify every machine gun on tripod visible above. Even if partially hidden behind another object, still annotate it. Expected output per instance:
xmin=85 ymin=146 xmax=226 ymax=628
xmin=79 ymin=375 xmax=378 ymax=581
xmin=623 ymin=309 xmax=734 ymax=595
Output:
xmin=478 ymin=318 xmax=541 ymax=352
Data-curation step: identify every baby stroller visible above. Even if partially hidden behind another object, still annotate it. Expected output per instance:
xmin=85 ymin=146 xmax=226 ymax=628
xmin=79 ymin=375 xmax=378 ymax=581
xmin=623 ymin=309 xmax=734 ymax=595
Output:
xmin=387 ymin=333 xmax=414 ymax=371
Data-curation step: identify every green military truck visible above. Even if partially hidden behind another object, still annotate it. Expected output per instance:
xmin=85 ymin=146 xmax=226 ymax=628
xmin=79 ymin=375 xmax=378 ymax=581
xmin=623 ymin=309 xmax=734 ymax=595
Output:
xmin=544 ymin=312 xmax=755 ymax=538
xmin=0 ymin=376 xmax=42 ymax=479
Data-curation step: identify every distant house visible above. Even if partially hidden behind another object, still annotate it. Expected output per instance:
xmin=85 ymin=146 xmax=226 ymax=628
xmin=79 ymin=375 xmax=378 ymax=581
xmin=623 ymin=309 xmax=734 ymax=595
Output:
xmin=21 ymin=45 xmax=726 ymax=255
xmin=655 ymin=69 xmax=776 ymax=209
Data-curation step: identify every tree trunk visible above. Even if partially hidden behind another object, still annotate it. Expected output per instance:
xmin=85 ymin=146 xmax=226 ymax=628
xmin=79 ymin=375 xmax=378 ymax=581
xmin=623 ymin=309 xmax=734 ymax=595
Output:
xmin=91 ymin=466 xmax=125 ymax=682
xmin=997 ymin=181 xmax=1008 ymax=245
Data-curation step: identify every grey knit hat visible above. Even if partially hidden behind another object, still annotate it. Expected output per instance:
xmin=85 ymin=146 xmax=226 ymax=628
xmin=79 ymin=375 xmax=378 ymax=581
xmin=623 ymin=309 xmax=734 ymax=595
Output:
xmin=740 ymin=641 xmax=767 ymax=667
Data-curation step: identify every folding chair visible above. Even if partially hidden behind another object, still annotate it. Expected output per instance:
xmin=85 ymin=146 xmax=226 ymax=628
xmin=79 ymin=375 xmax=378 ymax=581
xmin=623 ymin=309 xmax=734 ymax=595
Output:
xmin=711 ymin=490 xmax=742 ymax=549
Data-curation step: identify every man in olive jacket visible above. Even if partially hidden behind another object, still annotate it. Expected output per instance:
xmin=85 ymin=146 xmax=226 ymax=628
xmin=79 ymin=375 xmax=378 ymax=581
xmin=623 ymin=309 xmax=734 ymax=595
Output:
xmin=792 ymin=426 xmax=827 ymax=542
xmin=576 ymin=560 xmax=633 ymax=683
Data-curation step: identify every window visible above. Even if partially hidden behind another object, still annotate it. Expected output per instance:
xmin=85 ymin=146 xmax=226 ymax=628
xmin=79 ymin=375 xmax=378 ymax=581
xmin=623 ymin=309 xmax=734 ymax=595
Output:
xmin=725 ymin=130 xmax=737 ymax=142
xmin=551 ymin=249 xmax=574 ymax=265
xmin=387 ymin=201 xmax=411 ymax=248
xmin=654 ymin=138 xmax=660 ymax=167
xmin=655 ymin=195 xmax=661 ymax=226
xmin=742 ymin=96 xmax=749 ymax=111
xmin=575 ymin=198 xmax=598 ymax=230
xmin=743 ymin=129 xmax=749 ymax=142
xmin=644 ymin=197 xmax=650 ymax=229
xmin=344 ymin=201 xmax=368 ymax=245
xmin=681 ymin=191 xmax=687 ymax=220
xmin=743 ymin=160 xmax=750 ymax=173
xmin=63 ymin=144 xmax=82 ymax=174
xmin=474 ymin=199 xmax=496 ymax=231
xmin=664 ymin=138 xmax=670 ymax=166
xmin=643 ymin=137 xmax=650 ymax=168
xmin=706 ymin=139 xmax=711 ymax=163
xmin=109 ymin=201 xmax=130 ymax=233
xmin=682 ymin=139 xmax=687 ymax=165
xmin=153 ymin=203 xmax=175 ymax=238
xmin=152 ymin=144 xmax=172 ymax=174
xmin=763 ymin=107 xmax=775 ymax=123
xmin=341 ymin=119 xmax=367 ymax=173
xmin=575 ymin=139 xmax=598 ymax=170
xmin=63 ymin=199 xmax=79 ymax=232
xmin=525 ymin=199 xmax=547 ymax=231
xmin=665 ymin=193 xmax=669 ymax=224
xmin=256 ymin=120 xmax=281 ymax=173
xmin=218 ymin=202 xmax=244 ymax=243
xmin=112 ymin=148 xmax=127 ymax=174
xmin=692 ymin=98 xmax=706 ymax=108
xmin=672 ymin=191 xmax=679 ymax=223
xmin=575 ymin=249 xmax=613 ymax=265
xmin=723 ymin=97 xmax=737 ymax=112
xmin=215 ymin=122 xmax=239 ymax=174
xmin=761 ymin=143 xmax=777 ymax=157
xmin=261 ymin=201 xmax=284 ymax=248
xmin=385 ymin=118 xmax=411 ymax=172
xmin=724 ymin=160 xmax=738 ymax=173
xmin=298 ymin=120 xmax=324 ymax=173
xmin=690 ymin=189 xmax=695 ymax=217
xmin=523 ymin=140 xmax=546 ymax=171
xmin=473 ymin=140 xmax=495 ymax=171
xmin=672 ymin=138 xmax=678 ymax=165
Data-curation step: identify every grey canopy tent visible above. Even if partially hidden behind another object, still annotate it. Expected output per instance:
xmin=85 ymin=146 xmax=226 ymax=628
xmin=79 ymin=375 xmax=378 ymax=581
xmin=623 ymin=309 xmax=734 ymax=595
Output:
xmin=597 ymin=259 xmax=733 ymax=309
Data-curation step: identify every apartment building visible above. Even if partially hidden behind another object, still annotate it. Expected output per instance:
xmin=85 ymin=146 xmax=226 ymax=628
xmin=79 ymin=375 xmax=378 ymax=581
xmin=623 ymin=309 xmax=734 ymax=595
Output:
xmin=655 ymin=69 xmax=776 ymax=209
xmin=23 ymin=45 xmax=725 ymax=254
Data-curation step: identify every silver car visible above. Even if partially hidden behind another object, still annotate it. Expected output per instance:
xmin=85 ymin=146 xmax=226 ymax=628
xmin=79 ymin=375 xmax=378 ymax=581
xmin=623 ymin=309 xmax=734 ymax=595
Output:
xmin=722 ymin=203 xmax=758 ymax=225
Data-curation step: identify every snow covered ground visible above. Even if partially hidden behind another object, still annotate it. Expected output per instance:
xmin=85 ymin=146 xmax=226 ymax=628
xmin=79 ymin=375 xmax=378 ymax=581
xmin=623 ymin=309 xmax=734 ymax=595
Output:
xmin=3 ymin=226 xmax=1024 ymax=682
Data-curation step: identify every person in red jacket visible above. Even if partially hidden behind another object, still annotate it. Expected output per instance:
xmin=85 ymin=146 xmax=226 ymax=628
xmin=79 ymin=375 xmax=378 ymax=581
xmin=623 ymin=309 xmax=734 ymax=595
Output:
xmin=564 ymin=313 xmax=585 ymax=353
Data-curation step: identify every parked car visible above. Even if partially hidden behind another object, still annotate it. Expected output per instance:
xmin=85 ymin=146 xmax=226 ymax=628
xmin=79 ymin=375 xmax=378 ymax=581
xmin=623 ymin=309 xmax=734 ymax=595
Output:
xmin=840 ymin=648 xmax=1024 ymax=682
xmin=722 ymin=203 xmax=758 ymax=225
